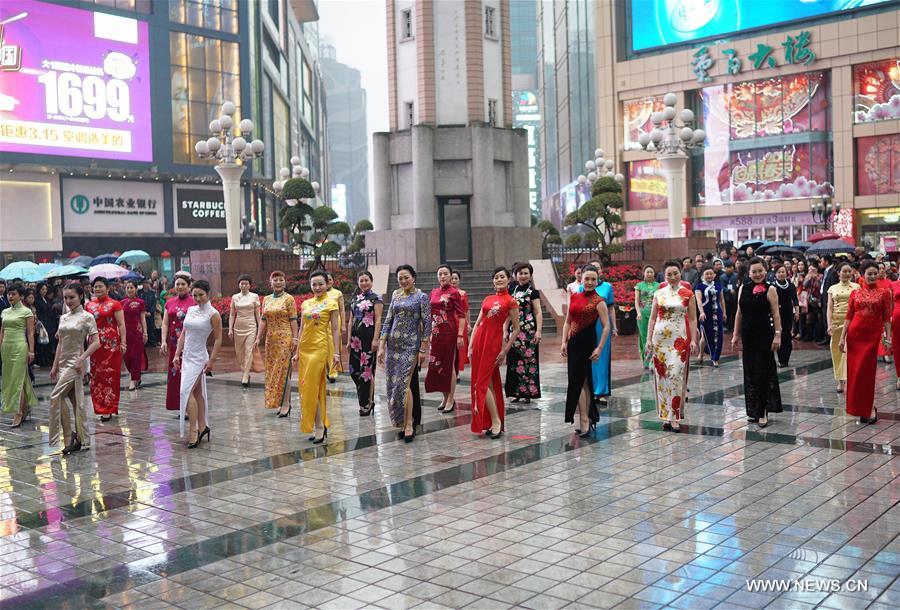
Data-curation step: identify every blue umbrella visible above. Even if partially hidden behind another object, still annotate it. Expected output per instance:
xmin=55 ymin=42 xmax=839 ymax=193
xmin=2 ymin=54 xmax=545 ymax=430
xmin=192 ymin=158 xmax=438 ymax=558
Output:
xmin=739 ymin=240 xmax=765 ymax=251
xmin=755 ymin=241 xmax=789 ymax=253
xmin=116 ymin=250 xmax=151 ymax=266
xmin=45 ymin=264 xmax=89 ymax=279
xmin=121 ymin=271 xmax=145 ymax=282
xmin=805 ymin=239 xmax=855 ymax=256
xmin=37 ymin=263 xmax=60 ymax=279
xmin=793 ymin=241 xmax=812 ymax=251
xmin=0 ymin=261 xmax=43 ymax=282
xmin=90 ymin=253 xmax=118 ymax=266
xmin=70 ymin=255 xmax=93 ymax=268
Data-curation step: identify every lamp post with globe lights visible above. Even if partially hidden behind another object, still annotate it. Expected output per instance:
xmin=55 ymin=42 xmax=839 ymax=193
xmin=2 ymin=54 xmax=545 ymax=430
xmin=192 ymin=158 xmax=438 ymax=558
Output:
xmin=272 ymin=156 xmax=321 ymax=205
xmin=810 ymin=196 xmax=840 ymax=229
xmin=636 ymin=93 xmax=705 ymax=238
xmin=194 ymin=101 xmax=265 ymax=249
xmin=575 ymin=147 xmax=625 ymax=202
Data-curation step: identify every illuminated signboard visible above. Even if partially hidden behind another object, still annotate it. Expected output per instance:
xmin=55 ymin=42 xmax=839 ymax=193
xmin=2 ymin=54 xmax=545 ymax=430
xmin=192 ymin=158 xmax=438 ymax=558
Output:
xmin=0 ymin=0 xmax=152 ymax=162
xmin=630 ymin=0 xmax=895 ymax=52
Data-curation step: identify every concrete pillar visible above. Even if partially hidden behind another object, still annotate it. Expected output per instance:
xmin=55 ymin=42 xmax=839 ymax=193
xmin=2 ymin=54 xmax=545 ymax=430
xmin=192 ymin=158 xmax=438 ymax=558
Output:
xmin=511 ymin=128 xmax=530 ymax=228
xmin=660 ymin=153 xmax=688 ymax=238
xmin=412 ymin=125 xmax=436 ymax=228
xmin=214 ymin=163 xmax=246 ymax=250
xmin=470 ymin=125 xmax=493 ymax=227
xmin=372 ymin=132 xmax=392 ymax=230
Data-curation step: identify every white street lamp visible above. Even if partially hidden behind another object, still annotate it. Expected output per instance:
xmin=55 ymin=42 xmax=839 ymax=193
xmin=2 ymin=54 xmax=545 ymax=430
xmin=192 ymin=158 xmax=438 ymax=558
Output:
xmin=636 ymin=92 xmax=706 ymax=237
xmin=195 ymin=101 xmax=265 ymax=249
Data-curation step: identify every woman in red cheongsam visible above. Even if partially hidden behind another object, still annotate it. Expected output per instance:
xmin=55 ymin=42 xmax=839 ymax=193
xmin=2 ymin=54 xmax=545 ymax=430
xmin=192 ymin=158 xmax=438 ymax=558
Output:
xmin=468 ymin=267 xmax=520 ymax=438
xmin=425 ymin=265 xmax=466 ymax=413
xmin=451 ymin=271 xmax=470 ymax=374
xmin=839 ymin=261 xmax=892 ymax=424
xmin=160 ymin=272 xmax=195 ymax=411
xmin=121 ymin=280 xmax=149 ymax=390
xmin=892 ymin=275 xmax=900 ymax=390
xmin=85 ymin=277 xmax=126 ymax=421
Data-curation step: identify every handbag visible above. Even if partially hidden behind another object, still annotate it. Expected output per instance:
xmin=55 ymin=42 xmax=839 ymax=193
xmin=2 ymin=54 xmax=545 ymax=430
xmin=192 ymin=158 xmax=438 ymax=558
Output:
xmin=36 ymin=321 xmax=50 ymax=345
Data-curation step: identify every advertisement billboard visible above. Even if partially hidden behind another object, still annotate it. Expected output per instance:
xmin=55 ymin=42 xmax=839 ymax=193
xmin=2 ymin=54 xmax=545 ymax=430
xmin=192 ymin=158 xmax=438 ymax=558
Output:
xmin=0 ymin=0 xmax=152 ymax=162
xmin=630 ymin=0 xmax=895 ymax=52
xmin=62 ymin=179 xmax=164 ymax=234
xmin=174 ymin=186 xmax=227 ymax=233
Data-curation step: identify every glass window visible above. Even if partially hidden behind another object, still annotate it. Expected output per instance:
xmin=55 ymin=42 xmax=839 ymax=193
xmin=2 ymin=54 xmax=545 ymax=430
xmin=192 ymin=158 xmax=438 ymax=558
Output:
xmin=626 ymin=159 xmax=667 ymax=210
xmin=853 ymin=59 xmax=900 ymax=123
xmin=169 ymin=0 xmax=238 ymax=35
xmin=694 ymin=71 xmax=832 ymax=206
xmin=622 ymin=97 xmax=664 ymax=150
xmin=301 ymin=59 xmax=314 ymax=127
xmin=90 ymin=0 xmax=152 ymax=13
xmin=857 ymin=134 xmax=900 ymax=195
xmin=169 ymin=32 xmax=241 ymax=166
xmin=272 ymin=92 xmax=290 ymax=174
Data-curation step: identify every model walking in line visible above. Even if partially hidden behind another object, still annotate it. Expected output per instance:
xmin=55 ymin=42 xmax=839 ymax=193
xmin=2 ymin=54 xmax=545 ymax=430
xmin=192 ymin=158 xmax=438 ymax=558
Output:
xmin=229 ymin=274 xmax=261 ymax=387
xmin=294 ymin=271 xmax=341 ymax=443
xmin=646 ymin=260 xmax=698 ymax=432
xmin=505 ymin=262 xmax=542 ymax=403
xmin=561 ymin=266 xmax=610 ymax=437
xmin=257 ymin=271 xmax=298 ymax=416
xmin=48 ymin=283 xmax=100 ymax=454
xmin=826 ymin=262 xmax=858 ymax=390
xmin=425 ymin=265 xmax=466 ymax=413
xmin=450 ymin=271 xmax=470 ymax=375
xmin=378 ymin=265 xmax=431 ymax=442
xmin=892 ymin=273 xmax=900 ymax=390
xmin=121 ymin=280 xmax=149 ymax=390
xmin=695 ymin=265 xmax=725 ymax=367
xmin=161 ymin=272 xmax=195 ymax=413
xmin=469 ymin=267 xmax=520 ymax=438
xmin=840 ymin=260 xmax=892 ymax=424
xmin=774 ymin=265 xmax=799 ymax=368
xmin=325 ymin=272 xmax=345 ymax=383
xmin=173 ymin=280 xmax=222 ymax=447
xmin=85 ymin=277 xmax=126 ymax=422
xmin=634 ymin=265 xmax=658 ymax=369
xmin=732 ymin=257 xmax=783 ymax=428
xmin=1 ymin=282 xmax=37 ymax=427
xmin=348 ymin=271 xmax=383 ymax=416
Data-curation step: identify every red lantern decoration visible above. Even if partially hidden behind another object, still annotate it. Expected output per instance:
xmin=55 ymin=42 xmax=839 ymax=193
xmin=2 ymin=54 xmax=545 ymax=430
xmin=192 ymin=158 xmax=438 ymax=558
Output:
xmin=160 ymin=250 xmax=171 ymax=258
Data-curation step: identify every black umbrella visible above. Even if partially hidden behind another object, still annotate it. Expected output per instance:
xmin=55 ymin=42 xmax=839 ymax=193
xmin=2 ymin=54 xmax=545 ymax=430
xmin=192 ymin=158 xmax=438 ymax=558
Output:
xmin=761 ymin=246 xmax=805 ymax=257
xmin=805 ymin=239 xmax=855 ymax=256
xmin=756 ymin=241 xmax=790 ymax=253
xmin=793 ymin=241 xmax=812 ymax=251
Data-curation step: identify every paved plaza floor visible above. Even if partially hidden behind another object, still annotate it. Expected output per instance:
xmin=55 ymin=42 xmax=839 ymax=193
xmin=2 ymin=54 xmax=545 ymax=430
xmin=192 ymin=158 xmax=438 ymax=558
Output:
xmin=2 ymin=347 xmax=899 ymax=609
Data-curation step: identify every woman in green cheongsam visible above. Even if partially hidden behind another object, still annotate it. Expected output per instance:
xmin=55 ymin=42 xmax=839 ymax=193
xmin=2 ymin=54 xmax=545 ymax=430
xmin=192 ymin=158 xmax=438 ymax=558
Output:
xmin=634 ymin=265 xmax=659 ymax=369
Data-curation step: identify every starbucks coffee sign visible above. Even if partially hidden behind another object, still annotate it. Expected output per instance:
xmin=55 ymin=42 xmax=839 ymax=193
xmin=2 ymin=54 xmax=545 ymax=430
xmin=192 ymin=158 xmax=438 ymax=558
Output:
xmin=174 ymin=185 xmax=229 ymax=233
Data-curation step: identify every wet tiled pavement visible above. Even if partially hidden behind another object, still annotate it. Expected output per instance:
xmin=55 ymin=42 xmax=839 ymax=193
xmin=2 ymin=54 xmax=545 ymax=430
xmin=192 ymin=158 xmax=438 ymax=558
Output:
xmin=2 ymin=341 xmax=899 ymax=609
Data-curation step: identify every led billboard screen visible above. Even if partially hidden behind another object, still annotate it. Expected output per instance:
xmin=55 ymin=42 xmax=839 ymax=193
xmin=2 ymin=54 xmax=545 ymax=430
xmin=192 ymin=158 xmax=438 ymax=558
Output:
xmin=630 ymin=0 xmax=896 ymax=52
xmin=0 ymin=0 xmax=152 ymax=162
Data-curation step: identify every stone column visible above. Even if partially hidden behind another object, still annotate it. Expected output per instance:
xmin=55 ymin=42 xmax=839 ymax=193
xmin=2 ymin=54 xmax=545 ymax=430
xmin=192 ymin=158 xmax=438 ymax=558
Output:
xmin=372 ymin=132 xmax=392 ymax=230
xmin=470 ymin=124 xmax=493 ymax=227
xmin=660 ymin=153 xmax=688 ymax=238
xmin=412 ymin=125 xmax=436 ymax=228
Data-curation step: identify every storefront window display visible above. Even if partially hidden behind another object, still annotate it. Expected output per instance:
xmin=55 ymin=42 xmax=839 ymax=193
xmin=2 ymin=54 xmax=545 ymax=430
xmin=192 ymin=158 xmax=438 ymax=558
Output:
xmin=858 ymin=208 xmax=900 ymax=253
xmin=623 ymin=97 xmax=664 ymax=150
xmin=694 ymin=71 xmax=833 ymax=206
xmin=857 ymin=134 xmax=900 ymax=196
xmin=853 ymin=58 xmax=900 ymax=123
xmin=626 ymin=159 xmax=667 ymax=210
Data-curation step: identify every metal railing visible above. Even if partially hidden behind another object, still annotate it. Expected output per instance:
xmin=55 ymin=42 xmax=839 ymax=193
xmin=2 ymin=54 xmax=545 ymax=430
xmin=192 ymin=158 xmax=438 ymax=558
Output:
xmin=545 ymin=242 xmax=645 ymax=265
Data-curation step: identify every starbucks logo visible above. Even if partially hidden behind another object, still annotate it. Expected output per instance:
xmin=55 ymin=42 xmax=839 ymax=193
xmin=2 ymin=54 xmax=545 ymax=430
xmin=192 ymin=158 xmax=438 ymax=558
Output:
xmin=70 ymin=195 xmax=90 ymax=214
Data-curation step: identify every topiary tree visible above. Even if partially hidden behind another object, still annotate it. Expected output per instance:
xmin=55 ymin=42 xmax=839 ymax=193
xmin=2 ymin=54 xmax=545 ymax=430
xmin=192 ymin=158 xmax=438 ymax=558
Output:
xmin=537 ymin=220 xmax=562 ymax=251
xmin=278 ymin=179 xmax=351 ymax=270
xmin=564 ymin=176 xmax=625 ymax=254
xmin=346 ymin=219 xmax=374 ymax=253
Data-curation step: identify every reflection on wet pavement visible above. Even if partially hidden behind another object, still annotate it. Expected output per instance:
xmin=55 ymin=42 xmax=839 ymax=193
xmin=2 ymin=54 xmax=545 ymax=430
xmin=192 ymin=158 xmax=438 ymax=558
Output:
xmin=1 ymin=350 xmax=898 ymax=609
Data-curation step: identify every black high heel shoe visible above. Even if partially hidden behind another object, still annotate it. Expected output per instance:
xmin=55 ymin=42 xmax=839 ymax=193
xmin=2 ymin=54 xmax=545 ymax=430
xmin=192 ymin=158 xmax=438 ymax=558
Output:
xmin=490 ymin=427 xmax=503 ymax=439
xmin=441 ymin=401 xmax=456 ymax=414
xmin=865 ymin=409 xmax=878 ymax=425
xmin=62 ymin=432 xmax=82 ymax=455
xmin=99 ymin=414 xmax=112 ymax=423
xmin=278 ymin=404 xmax=292 ymax=418
xmin=187 ymin=431 xmax=201 ymax=448
xmin=199 ymin=426 xmax=210 ymax=443
xmin=10 ymin=410 xmax=30 ymax=428
xmin=404 ymin=429 xmax=416 ymax=443
xmin=313 ymin=426 xmax=328 ymax=444
xmin=359 ymin=402 xmax=374 ymax=417
xmin=579 ymin=422 xmax=596 ymax=438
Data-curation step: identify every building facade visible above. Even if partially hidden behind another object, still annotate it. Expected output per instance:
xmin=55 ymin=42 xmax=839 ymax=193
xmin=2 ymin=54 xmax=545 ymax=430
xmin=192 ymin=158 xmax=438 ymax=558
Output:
xmin=369 ymin=0 xmax=538 ymax=271
xmin=537 ymin=0 xmax=597 ymax=226
xmin=320 ymin=42 xmax=369 ymax=227
xmin=0 ymin=0 xmax=328 ymax=267
xmin=510 ymin=0 xmax=541 ymax=217
xmin=590 ymin=0 xmax=899 ymax=250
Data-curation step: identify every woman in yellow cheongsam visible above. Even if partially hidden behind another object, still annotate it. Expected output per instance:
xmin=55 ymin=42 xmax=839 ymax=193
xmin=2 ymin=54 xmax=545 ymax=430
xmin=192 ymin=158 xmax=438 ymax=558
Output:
xmin=294 ymin=271 xmax=340 ymax=443
xmin=827 ymin=262 xmax=859 ymax=393
xmin=256 ymin=271 xmax=298 ymax=415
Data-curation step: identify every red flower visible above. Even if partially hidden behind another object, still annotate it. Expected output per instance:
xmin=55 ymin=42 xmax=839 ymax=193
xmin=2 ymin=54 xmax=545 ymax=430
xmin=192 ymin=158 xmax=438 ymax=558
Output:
xmin=672 ymin=395 xmax=682 ymax=418
xmin=674 ymin=337 xmax=689 ymax=361
xmin=653 ymin=356 xmax=667 ymax=377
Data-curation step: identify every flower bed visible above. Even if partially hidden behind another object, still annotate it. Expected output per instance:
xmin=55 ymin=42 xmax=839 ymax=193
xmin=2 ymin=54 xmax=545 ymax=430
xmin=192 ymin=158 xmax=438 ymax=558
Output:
xmin=211 ymin=293 xmax=316 ymax=321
